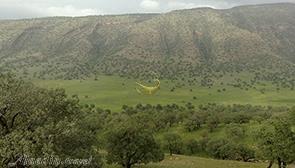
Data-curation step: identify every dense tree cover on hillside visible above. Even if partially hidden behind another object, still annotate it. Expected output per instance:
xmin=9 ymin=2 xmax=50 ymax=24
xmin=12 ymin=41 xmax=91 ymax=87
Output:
xmin=1 ymin=4 xmax=295 ymax=92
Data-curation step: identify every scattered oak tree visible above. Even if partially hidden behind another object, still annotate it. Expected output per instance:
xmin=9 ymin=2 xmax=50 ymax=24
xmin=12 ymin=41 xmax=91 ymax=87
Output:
xmin=106 ymin=118 xmax=164 ymax=168
xmin=163 ymin=133 xmax=183 ymax=156
xmin=256 ymin=118 xmax=295 ymax=168
xmin=184 ymin=139 xmax=200 ymax=155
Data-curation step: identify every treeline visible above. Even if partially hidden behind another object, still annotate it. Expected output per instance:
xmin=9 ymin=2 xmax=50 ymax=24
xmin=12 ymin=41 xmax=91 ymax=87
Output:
xmin=96 ymin=58 xmax=295 ymax=90
xmin=119 ymin=103 xmax=286 ymax=132
xmin=12 ymin=54 xmax=295 ymax=91
xmin=98 ymin=103 xmax=294 ymax=168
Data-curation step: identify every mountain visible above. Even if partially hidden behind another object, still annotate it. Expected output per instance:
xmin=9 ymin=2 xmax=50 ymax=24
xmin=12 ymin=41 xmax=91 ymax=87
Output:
xmin=0 ymin=3 xmax=295 ymax=85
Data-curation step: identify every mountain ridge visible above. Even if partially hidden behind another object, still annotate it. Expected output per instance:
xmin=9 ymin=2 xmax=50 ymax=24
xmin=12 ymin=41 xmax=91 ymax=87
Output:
xmin=0 ymin=3 xmax=294 ymax=86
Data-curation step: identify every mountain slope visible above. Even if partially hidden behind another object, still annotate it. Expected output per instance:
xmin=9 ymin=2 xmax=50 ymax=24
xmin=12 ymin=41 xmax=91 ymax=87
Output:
xmin=0 ymin=3 xmax=295 ymax=83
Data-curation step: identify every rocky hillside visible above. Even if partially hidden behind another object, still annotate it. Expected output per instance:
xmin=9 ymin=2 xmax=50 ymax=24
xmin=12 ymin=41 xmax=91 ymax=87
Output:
xmin=0 ymin=3 xmax=294 ymax=83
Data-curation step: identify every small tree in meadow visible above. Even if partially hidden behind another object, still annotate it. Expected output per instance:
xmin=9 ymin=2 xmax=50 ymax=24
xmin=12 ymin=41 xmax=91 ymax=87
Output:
xmin=106 ymin=119 xmax=164 ymax=168
xmin=256 ymin=118 xmax=295 ymax=168
xmin=163 ymin=133 xmax=183 ymax=156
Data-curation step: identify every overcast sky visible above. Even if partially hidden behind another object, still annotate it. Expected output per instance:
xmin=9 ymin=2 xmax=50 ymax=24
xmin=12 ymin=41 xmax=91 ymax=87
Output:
xmin=0 ymin=0 xmax=294 ymax=19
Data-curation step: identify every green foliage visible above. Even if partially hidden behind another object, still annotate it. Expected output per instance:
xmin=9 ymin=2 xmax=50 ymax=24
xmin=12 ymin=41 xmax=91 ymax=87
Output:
xmin=2 ymin=74 xmax=295 ymax=168
xmin=163 ymin=133 xmax=183 ymax=156
xmin=256 ymin=118 xmax=295 ymax=167
xmin=184 ymin=139 xmax=200 ymax=155
xmin=291 ymin=106 xmax=295 ymax=123
xmin=206 ymin=115 xmax=220 ymax=132
xmin=225 ymin=124 xmax=246 ymax=141
xmin=236 ymin=144 xmax=255 ymax=162
xmin=34 ymin=76 xmax=295 ymax=112
xmin=206 ymin=139 xmax=229 ymax=159
xmin=105 ymin=118 xmax=164 ymax=168
xmin=183 ymin=112 xmax=204 ymax=132
xmin=206 ymin=139 xmax=255 ymax=161
xmin=0 ymin=74 xmax=101 ymax=167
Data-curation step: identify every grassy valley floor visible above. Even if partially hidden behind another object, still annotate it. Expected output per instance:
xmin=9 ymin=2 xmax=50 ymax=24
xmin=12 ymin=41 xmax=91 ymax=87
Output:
xmin=106 ymin=155 xmax=278 ymax=168
xmin=34 ymin=75 xmax=295 ymax=112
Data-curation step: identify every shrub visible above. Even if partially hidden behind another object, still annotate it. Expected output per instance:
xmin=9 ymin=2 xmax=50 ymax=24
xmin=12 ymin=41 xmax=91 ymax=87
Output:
xmin=184 ymin=139 xmax=200 ymax=155
xmin=163 ymin=133 xmax=183 ymax=156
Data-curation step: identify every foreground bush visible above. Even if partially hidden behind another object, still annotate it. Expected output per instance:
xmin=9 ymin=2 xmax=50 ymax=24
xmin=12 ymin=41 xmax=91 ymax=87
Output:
xmin=256 ymin=118 xmax=295 ymax=168
xmin=0 ymin=74 xmax=101 ymax=167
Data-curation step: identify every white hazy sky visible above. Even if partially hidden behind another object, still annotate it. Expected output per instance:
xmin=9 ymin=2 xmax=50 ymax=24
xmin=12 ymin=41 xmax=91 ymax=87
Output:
xmin=0 ymin=0 xmax=294 ymax=19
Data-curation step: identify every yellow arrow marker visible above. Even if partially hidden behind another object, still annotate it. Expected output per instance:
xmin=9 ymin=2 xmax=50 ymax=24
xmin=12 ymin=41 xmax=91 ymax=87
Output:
xmin=135 ymin=79 xmax=160 ymax=95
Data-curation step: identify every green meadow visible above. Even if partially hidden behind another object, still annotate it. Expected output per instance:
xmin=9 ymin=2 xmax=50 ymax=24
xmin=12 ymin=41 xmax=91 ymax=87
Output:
xmin=140 ymin=155 xmax=269 ymax=168
xmin=106 ymin=155 xmax=271 ymax=168
xmin=34 ymin=75 xmax=295 ymax=112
